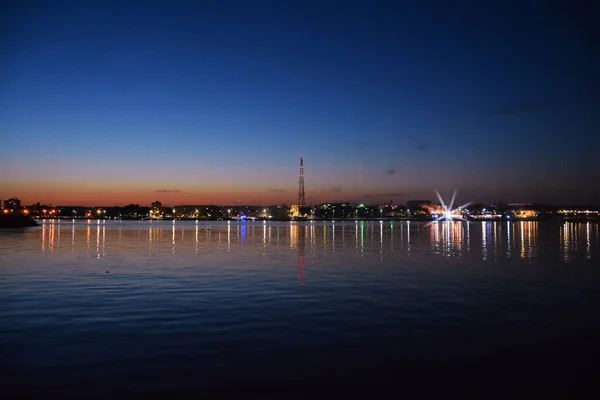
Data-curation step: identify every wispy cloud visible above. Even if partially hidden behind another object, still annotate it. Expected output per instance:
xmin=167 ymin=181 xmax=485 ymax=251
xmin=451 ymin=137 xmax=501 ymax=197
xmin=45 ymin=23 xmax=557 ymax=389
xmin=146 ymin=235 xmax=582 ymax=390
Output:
xmin=330 ymin=185 xmax=343 ymax=193
xmin=268 ymin=188 xmax=287 ymax=193
xmin=384 ymin=169 xmax=396 ymax=175
xmin=155 ymin=188 xmax=182 ymax=193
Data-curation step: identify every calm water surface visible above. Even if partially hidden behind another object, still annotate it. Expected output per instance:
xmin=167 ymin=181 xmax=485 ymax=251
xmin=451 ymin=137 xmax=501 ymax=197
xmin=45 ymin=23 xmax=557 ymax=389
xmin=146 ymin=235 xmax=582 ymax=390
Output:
xmin=2 ymin=220 xmax=600 ymax=397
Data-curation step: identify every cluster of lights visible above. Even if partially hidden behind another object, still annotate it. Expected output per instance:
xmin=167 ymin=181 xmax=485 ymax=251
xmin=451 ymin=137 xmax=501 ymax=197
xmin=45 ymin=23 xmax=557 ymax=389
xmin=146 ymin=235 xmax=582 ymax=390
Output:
xmin=5 ymin=196 xmax=599 ymax=221
xmin=428 ymin=190 xmax=471 ymax=224
xmin=558 ymin=209 xmax=599 ymax=215
xmin=513 ymin=210 xmax=538 ymax=219
xmin=470 ymin=213 xmax=502 ymax=219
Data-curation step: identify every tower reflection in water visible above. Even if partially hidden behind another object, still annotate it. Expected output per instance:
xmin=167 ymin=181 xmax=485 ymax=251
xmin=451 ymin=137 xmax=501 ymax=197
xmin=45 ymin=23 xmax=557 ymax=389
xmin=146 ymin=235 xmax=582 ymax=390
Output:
xmin=290 ymin=223 xmax=307 ymax=287
xmin=298 ymin=225 xmax=306 ymax=287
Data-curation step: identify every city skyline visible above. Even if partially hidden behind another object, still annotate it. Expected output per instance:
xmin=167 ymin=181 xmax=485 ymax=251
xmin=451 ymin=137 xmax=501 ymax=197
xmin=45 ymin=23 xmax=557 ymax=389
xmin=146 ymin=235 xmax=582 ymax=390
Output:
xmin=2 ymin=187 xmax=600 ymax=209
xmin=2 ymin=1 xmax=599 ymax=206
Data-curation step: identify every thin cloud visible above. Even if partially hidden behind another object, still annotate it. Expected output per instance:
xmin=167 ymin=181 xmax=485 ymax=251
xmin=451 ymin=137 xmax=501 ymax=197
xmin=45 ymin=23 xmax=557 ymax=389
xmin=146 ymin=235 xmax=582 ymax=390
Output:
xmin=418 ymin=143 xmax=427 ymax=151
xmin=155 ymin=188 xmax=182 ymax=193
xmin=330 ymin=185 xmax=343 ymax=193
xmin=384 ymin=169 xmax=396 ymax=175
xmin=268 ymin=188 xmax=287 ymax=193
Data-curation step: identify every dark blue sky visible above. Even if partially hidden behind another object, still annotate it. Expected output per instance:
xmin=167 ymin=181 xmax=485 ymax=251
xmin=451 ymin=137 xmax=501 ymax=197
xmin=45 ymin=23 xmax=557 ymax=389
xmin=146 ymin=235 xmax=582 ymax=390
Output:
xmin=1 ymin=0 xmax=599 ymax=205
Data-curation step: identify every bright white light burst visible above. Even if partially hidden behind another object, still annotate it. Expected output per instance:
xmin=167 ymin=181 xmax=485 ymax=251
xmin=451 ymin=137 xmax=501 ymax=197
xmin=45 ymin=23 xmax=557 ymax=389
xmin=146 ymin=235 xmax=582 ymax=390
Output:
xmin=426 ymin=190 xmax=471 ymax=226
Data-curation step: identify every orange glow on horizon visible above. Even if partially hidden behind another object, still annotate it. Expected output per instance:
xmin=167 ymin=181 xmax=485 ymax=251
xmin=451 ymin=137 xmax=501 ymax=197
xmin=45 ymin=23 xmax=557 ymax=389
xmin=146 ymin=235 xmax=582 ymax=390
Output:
xmin=1 ymin=187 xmax=383 ymax=207
xmin=1 ymin=179 xmax=414 ymax=207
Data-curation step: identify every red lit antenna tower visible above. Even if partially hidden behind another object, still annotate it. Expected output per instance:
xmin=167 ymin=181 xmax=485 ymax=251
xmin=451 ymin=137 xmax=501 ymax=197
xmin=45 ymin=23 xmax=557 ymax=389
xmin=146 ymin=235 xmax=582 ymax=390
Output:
xmin=298 ymin=155 xmax=305 ymax=206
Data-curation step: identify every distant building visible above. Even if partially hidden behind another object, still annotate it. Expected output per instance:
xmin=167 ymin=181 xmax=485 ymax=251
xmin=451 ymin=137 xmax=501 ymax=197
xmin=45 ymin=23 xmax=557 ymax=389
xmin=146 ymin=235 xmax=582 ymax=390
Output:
xmin=509 ymin=204 xmax=537 ymax=219
xmin=120 ymin=204 xmax=149 ymax=219
xmin=57 ymin=206 xmax=88 ymax=218
xmin=149 ymin=201 xmax=163 ymax=219
xmin=174 ymin=205 xmax=219 ymax=219
xmin=5 ymin=197 xmax=21 ymax=213
xmin=406 ymin=200 xmax=432 ymax=214
xmin=290 ymin=205 xmax=301 ymax=218
xmin=513 ymin=209 xmax=538 ymax=219
xmin=268 ymin=205 xmax=290 ymax=219
xmin=419 ymin=203 xmax=443 ymax=215
xmin=313 ymin=203 xmax=360 ymax=219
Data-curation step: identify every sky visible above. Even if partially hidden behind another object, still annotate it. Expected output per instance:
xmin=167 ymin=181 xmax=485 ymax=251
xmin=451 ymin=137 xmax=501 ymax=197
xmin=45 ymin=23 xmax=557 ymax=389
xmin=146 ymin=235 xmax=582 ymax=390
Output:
xmin=1 ymin=0 xmax=599 ymax=206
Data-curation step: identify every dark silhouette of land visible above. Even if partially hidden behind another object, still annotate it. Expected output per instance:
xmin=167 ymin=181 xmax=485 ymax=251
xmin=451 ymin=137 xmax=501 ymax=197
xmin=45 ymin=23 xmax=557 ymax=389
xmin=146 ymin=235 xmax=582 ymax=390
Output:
xmin=0 ymin=214 xmax=38 ymax=228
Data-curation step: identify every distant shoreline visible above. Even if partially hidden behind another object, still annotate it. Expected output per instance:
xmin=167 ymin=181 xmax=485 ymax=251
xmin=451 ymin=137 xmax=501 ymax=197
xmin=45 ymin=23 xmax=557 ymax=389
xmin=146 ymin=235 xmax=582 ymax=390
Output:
xmin=28 ymin=216 xmax=599 ymax=223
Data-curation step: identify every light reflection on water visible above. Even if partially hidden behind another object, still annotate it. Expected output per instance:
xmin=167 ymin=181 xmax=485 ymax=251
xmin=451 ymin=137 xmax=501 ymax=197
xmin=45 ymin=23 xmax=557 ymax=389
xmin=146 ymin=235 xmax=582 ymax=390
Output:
xmin=30 ymin=219 xmax=599 ymax=267
xmin=560 ymin=221 xmax=597 ymax=262
xmin=2 ymin=219 xmax=600 ymax=397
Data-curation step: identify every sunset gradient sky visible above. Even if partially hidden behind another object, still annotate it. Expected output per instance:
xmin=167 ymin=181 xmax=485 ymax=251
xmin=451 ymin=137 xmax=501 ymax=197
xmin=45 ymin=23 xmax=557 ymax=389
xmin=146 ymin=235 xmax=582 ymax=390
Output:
xmin=2 ymin=1 xmax=599 ymax=206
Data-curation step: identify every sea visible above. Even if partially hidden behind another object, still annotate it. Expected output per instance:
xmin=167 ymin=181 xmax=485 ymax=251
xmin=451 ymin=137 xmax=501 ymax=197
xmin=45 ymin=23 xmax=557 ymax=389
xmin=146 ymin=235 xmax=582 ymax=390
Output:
xmin=1 ymin=220 xmax=599 ymax=398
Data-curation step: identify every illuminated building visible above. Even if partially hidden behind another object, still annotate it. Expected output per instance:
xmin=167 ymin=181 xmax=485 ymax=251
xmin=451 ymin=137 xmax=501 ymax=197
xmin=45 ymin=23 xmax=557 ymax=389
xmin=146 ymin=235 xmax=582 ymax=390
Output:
xmin=406 ymin=200 xmax=432 ymax=215
xmin=290 ymin=204 xmax=301 ymax=218
xmin=5 ymin=197 xmax=21 ymax=209
xmin=508 ymin=204 xmax=538 ymax=220
xmin=558 ymin=209 xmax=600 ymax=218
xmin=150 ymin=201 xmax=163 ymax=219
xmin=419 ymin=203 xmax=444 ymax=215
xmin=4 ymin=197 xmax=21 ymax=214
xmin=513 ymin=209 xmax=538 ymax=219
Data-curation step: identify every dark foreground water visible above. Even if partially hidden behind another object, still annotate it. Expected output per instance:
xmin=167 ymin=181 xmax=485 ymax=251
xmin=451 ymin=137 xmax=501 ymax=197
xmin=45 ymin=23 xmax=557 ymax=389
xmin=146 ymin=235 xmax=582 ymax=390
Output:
xmin=1 ymin=220 xmax=600 ymax=398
